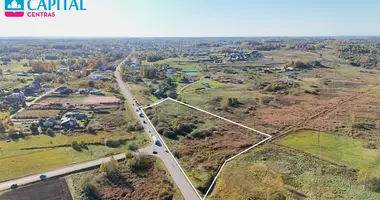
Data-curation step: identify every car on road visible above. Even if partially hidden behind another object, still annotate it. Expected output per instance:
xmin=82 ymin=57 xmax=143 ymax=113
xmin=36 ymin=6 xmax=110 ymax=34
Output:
xmin=10 ymin=184 xmax=18 ymax=189
xmin=165 ymin=149 xmax=169 ymax=153
xmin=40 ymin=174 xmax=47 ymax=180
xmin=139 ymin=113 xmax=144 ymax=118
xmin=143 ymin=120 xmax=147 ymax=124
xmin=153 ymin=150 xmax=158 ymax=154
xmin=132 ymin=104 xmax=135 ymax=106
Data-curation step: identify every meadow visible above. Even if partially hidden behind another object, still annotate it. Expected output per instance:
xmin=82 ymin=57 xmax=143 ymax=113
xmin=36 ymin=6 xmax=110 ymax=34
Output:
xmin=0 ymin=132 xmax=149 ymax=182
xmin=277 ymin=130 xmax=380 ymax=172
xmin=208 ymin=144 xmax=380 ymax=200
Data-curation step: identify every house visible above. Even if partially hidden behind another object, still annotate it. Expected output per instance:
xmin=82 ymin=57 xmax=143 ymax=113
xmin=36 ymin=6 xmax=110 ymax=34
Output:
xmin=166 ymin=69 xmax=174 ymax=74
xmin=202 ymin=83 xmax=210 ymax=88
xmin=39 ymin=117 xmax=57 ymax=128
xmin=230 ymin=79 xmax=244 ymax=84
xmin=89 ymin=90 xmax=104 ymax=96
xmin=3 ymin=91 xmax=25 ymax=104
xmin=151 ymin=79 xmax=158 ymax=84
xmin=65 ymin=111 xmax=87 ymax=120
xmin=153 ymin=89 xmax=164 ymax=98
xmin=56 ymin=85 xmax=69 ymax=94
xmin=288 ymin=75 xmax=297 ymax=79
xmin=61 ymin=117 xmax=78 ymax=129
xmin=16 ymin=72 xmax=28 ymax=76
xmin=88 ymin=74 xmax=104 ymax=81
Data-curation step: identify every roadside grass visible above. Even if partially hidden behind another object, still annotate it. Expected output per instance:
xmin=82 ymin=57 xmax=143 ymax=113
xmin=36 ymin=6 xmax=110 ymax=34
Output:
xmin=277 ymin=130 xmax=380 ymax=172
xmin=0 ymin=132 xmax=149 ymax=182
xmin=127 ymin=82 xmax=157 ymax=106
xmin=0 ymin=149 xmax=72 ymax=182
xmin=208 ymin=144 xmax=380 ymax=200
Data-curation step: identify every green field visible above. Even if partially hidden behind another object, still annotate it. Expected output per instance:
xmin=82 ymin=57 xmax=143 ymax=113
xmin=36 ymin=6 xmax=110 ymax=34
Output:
xmin=180 ymin=79 xmax=225 ymax=94
xmin=278 ymin=130 xmax=380 ymax=172
xmin=142 ymin=58 xmax=203 ymax=72
xmin=0 ymin=132 xmax=149 ymax=181
xmin=208 ymin=144 xmax=380 ymax=200
xmin=0 ymin=62 xmax=30 ymax=72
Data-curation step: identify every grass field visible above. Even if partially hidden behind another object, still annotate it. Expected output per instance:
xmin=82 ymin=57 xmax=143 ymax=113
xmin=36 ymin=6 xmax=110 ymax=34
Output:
xmin=0 ymin=62 xmax=30 ymax=72
xmin=208 ymin=144 xmax=380 ymax=200
xmin=278 ymin=130 xmax=380 ymax=172
xmin=142 ymin=58 xmax=203 ymax=72
xmin=0 ymin=132 xmax=149 ymax=182
xmin=181 ymin=79 xmax=225 ymax=94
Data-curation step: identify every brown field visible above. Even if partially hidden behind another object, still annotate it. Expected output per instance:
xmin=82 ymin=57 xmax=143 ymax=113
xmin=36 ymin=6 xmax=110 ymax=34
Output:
xmin=70 ymin=156 xmax=184 ymax=200
xmin=37 ymin=96 xmax=120 ymax=106
xmin=0 ymin=178 xmax=72 ymax=200
xmin=145 ymin=100 xmax=268 ymax=193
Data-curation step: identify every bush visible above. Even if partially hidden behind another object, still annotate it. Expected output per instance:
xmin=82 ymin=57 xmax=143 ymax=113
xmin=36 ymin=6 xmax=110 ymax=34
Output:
xmin=87 ymin=126 xmax=96 ymax=134
xmin=368 ymin=177 xmax=380 ymax=193
xmin=72 ymin=141 xmax=81 ymax=151
xmin=128 ymin=155 xmax=155 ymax=173
xmin=46 ymin=128 xmax=54 ymax=137
xmin=30 ymin=123 xmax=39 ymax=135
xmin=128 ymin=143 xmax=138 ymax=151
xmin=105 ymin=139 xmax=121 ymax=148
xmin=163 ymin=130 xmax=177 ymax=139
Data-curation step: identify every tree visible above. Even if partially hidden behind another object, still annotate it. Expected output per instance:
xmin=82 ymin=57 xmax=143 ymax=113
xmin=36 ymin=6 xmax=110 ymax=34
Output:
xmin=72 ymin=141 xmax=81 ymax=151
xmin=128 ymin=143 xmax=138 ymax=151
xmin=167 ymin=90 xmax=178 ymax=99
xmin=46 ymin=128 xmax=54 ymax=137
xmin=30 ymin=123 xmax=39 ymax=135
xmin=88 ymin=80 xmax=95 ymax=88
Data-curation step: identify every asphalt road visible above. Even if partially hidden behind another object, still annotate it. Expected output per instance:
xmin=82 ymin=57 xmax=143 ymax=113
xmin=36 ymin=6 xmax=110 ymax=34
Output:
xmin=0 ymin=154 xmax=125 ymax=192
xmin=115 ymin=58 xmax=201 ymax=200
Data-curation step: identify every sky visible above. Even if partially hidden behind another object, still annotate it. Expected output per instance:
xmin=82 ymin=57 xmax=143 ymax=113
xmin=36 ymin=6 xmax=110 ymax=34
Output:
xmin=1 ymin=0 xmax=380 ymax=37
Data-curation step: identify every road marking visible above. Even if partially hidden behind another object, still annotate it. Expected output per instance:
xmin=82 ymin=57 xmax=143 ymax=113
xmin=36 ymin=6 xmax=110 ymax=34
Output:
xmin=141 ymin=98 xmax=272 ymax=200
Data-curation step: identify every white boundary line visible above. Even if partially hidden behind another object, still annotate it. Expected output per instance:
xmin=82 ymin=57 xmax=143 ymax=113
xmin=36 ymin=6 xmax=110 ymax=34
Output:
xmin=142 ymin=98 xmax=272 ymax=200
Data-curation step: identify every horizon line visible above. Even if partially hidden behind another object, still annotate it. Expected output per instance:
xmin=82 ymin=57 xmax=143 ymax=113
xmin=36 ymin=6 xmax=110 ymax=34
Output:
xmin=0 ymin=35 xmax=380 ymax=39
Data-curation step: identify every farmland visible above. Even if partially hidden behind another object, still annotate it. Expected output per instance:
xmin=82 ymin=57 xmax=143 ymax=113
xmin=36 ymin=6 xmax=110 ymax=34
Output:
xmin=144 ymin=100 xmax=267 ymax=194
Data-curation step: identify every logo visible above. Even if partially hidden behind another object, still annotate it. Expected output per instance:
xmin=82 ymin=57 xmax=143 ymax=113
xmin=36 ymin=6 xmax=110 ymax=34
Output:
xmin=5 ymin=0 xmax=24 ymax=17
xmin=4 ymin=0 xmax=87 ymax=18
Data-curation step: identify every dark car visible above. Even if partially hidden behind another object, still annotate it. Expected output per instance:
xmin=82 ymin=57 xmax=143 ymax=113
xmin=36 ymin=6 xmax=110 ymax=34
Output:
xmin=143 ymin=120 xmax=147 ymax=124
xmin=40 ymin=174 xmax=47 ymax=180
xmin=10 ymin=184 xmax=18 ymax=189
xmin=153 ymin=150 xmax=158 ymax=154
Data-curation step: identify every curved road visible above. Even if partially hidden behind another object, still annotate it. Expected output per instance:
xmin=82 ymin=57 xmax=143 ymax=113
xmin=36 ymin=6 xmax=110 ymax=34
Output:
xmin=115 ymin=57 xmax=201 ymax=200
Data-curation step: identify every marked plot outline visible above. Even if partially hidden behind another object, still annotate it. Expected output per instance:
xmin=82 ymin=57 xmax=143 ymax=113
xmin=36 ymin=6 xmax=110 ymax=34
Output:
xmin=141 ymin=98 xmax=272 ymax=200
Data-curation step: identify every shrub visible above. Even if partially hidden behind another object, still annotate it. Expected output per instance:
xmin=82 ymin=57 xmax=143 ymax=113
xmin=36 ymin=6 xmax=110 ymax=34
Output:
xmin=30 ymin=123 xmax=39 ymax=135
xmin=105 ymin=139 xmax=121 ymax=148
xmin=163 ymin=130 xmax=177 ymax=139
xmin=87 ymin=126 xmax=96 ymax=134
xmin=128 ymin=155 xmax=155 ymax=173
xmin=46 ymin=128 xmax=54 ymax=137
xmin=128 ymin=143 xmax=138 ymax=151
xmin=72 ymin=141 xmax=81 ymax=151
